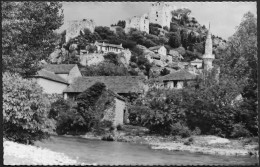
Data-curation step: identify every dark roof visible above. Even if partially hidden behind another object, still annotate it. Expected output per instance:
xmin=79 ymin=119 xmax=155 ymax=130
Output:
xmin=63 ymin=76 xmax=145 ymax=93
xmin=43 ymin=64 xmax=76 ymax=74
xmin=35 ymin=69 xmax=69 ymax=84
xmin=159 ymin=69 xmax=197 ymax=81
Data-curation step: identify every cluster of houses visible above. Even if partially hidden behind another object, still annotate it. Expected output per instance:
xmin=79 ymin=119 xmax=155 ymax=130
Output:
xmin=35 ymin=24 xmax=216 ymax=127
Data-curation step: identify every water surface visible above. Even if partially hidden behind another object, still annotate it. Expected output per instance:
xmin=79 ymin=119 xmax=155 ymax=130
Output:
xmin=35 ymin=135 xmax=258 ymax=165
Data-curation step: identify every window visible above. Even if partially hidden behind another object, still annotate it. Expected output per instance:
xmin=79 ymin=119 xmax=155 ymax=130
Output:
xmin=174 ymin=81 xmax=178 ymax=87
xmin=155 ymin=19 xmax=157 ymax=21
xmin=157 ymin=15 xmax=158 ymax=17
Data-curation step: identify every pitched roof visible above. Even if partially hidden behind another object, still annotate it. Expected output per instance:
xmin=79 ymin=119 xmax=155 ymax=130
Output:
xmin=35 ymin=69 xmax=69 ymax=84
xmin=149 ymin=45 xmax=165 ymax=51
xmin=43 ymin=64 xmax=77 ymax=74
xmin=159 ymin=69 xmax=197 ymax=81
xmin=191 ymin=58 xmax=203 ymax=63
xmin=95 ymin=41 xmax=124 ymax=49
xmin=63 ymin=76 xmax=146 ymax=94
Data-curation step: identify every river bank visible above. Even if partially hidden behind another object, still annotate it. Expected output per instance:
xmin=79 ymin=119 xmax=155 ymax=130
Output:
xmin=3 ymin=139 xmax=85 ymax=165
xmin=80 ymin=125 xmax=259 ymax=158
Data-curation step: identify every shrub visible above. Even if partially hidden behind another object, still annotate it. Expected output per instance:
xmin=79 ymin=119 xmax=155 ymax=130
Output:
xmin=116 ymin=124 xmax=124 ymax=131
xmin=49 ymin=98 xmax=87 ymax=135
xmin=192 ymin=127 xmax=201 ymax=135
xmin=231 ymin=123 xmax=251 ymax=138
xmin=3 ymin=72 xmax=55 ymax=143
xmin=170 ymin=122 xmax=191 ymax=138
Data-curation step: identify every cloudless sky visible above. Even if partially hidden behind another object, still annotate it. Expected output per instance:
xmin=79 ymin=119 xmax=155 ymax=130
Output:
xmin=61 ymin=2 xmax=256 ymax=40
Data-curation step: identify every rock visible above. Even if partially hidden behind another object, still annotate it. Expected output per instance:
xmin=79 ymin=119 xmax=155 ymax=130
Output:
xmin=208 ymin=137 xmax=230 ymax=144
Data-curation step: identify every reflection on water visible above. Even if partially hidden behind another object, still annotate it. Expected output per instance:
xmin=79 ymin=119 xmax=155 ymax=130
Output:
xmin=35 ymin=135 xmax=258 ymax=165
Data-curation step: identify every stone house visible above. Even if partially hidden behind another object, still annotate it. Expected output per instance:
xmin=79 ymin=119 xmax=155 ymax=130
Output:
xmin=149 ymin=45 xmax=167 ymax=56
xmin=66 ymin=19 xmax=95 ymax=42
xmin=157 ymin=69 xmax=197 ymax=89
xmin=100 ymin=89 xmax=128 ymax=126
xmin=94 ymin=41 xmax=124 ymax=54
xmin=34 ymin=64 xmax=82 ymax=94
xmin=63 ymin=76 xmax=148 ymax=100
xmin=125 ymin=14 xmax=149 ymax=34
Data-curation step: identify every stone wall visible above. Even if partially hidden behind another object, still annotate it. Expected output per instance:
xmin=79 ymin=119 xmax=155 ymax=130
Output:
xmin=125 ymin=14 xmax=149 ymax=34
xmin=66 ymin=19 xmax=95 ymax=42
xmin=80 ymin=53 xmax=104 ymax=66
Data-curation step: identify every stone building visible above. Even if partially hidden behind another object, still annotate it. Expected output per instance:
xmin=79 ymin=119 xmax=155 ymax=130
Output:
xmin=190 ymin=58 xmax=203 ymax=69
xmin=148 ymin=2 xmax=177 ymax=28
xmin=94 ymin=41 xmax=124 ymax=54
xmin=125 ymin=14 xmax=149 ymax=34
xmin=100 ymin=89 xmax=128 ymax=126
xmin=202 ymin=25 xmax=215 ymax=70
xmin=79 ymin=53 xmax=105 ymax=66
xmin=66 ymin=19 xmax=95 ymax=42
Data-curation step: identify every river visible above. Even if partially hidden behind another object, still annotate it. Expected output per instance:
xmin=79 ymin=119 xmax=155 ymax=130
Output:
xmin=35 ymin=135 xmax=258 ymax=165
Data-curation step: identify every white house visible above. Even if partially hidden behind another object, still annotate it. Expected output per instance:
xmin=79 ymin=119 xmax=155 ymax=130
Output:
xmin=34 ymin=69 xmax=69 ymax=94
xmin=149 ymin=45 xmax=167 ymax=56
xmin=43 ymin=64 xmax=82 ymax=84
xmin=94 ymin=41 xmax=124 ymax=54
xmin=34 ymin=64 xmax=82 ymax=94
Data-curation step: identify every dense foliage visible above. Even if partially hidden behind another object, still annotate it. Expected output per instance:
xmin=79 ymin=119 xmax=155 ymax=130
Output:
xmin=75 ymin=82 xmax=115 ymax=132
xmin=2 ymin=2 xmax=64 ymax=77
xmin=3 ymin=73 xmax=55 ymax=143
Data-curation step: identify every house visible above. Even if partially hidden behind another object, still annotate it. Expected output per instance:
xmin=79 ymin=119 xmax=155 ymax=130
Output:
xmin=149 ymin=45 xmax=167 ymax=56
xmin=94 ymin=41 xmax=124 ymax=54
xmin=63 ymin=76 xmax=148 ymax=100
xmin=158 ymin=69 xmax=197 ymax=89
xmin=100 ymin=89 xmax=128 ymax=126
xmin=190 ymin=58 xmax=203 ymax=69
xmin=43 ymin=64 xmax=82 ymax=84
xmin=33 ymin=69 xmax=69 ymax=94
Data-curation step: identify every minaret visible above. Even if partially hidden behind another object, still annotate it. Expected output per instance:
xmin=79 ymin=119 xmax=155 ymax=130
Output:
xmin=202 ymin=23 xmax=215 ymax=70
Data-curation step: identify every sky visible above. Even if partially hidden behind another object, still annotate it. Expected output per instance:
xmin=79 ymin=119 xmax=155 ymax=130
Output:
xmin=61 ymin=2 xmax=257 ymax=40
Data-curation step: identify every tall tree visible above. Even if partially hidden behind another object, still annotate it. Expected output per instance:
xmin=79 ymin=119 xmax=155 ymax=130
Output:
xmin=2 ymin=2 xmax=64 ymax=77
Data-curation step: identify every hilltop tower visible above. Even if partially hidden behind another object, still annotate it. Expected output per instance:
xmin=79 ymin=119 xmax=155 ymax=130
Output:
xmin=202 ymin=24 xmax=215 ymax=70
xmin=148 ymin=2 xmax=177 ymax=28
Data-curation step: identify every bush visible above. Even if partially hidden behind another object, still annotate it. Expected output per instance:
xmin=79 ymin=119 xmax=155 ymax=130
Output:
xmin=49 ymin=98 xmax=88 ymax=135
xmin=231 ymin=123 xmax=251 ymax=138
xmin=3 ymin=72 xmax=55 ymax=143
xmin=170 ymin=122 xmax=191 ymax=138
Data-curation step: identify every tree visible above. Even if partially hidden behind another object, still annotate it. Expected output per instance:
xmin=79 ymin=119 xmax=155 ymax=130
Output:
xmin=168 ymin=32 xmax=181 ymax=48
xmin=2 ymin=2 xmax=64 ymax=77
xmin=3 ymin=72 xmax=55 ymax=143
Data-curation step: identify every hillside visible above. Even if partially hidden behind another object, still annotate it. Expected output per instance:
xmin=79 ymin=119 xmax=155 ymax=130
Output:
xmin=50 ymin=7 xmax=227 ymax=78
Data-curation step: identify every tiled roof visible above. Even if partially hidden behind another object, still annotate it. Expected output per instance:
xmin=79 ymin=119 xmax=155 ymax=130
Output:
xmin=43 ymin=64 xmax=76 ymax=74
xmin=95 ymin=41 xmax=124 ymax=49
xmin=35 ymin=69 xmax=69 ymax=84
xmin=159 ymin=69 xmax=197 ymax=81
xmin=63 ymin=76 xmax=146 ymax=93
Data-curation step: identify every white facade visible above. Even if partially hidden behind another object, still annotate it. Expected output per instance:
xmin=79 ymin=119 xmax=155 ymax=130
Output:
xmin=95 ymin=42 xmax=124 ymax=54
xmin=36 ymin=78 xmax=68 ymax=94
xmin=125 ymin=14 xmax=149 ymax=34
xmin=148 ymin=2 xmax=177 ymax=28
xmin=190 ymin=59 xmax=203 ymax=69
